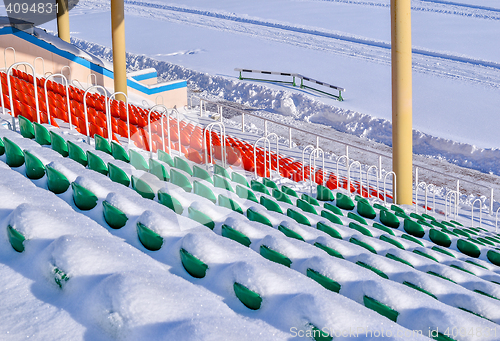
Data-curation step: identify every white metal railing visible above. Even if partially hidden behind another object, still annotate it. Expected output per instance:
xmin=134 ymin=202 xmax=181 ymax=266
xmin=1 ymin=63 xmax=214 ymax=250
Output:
xmin=445 ymin=191 xmax=458 ymax=221
xmin=4 ymin=47 xmax=15 ymax=70
xmin=425 ymin=183 xmax=436 ymax=213
xmin=109 ymin=92 xmax=130 ymax=144
xmin=83 ymin=85 xmax=108 ymax=144
xmin=383 ymin=171 xmax=397 ymax=205
xmin=44 ymin=73 xmax=71 ymax=129
xmin=253 ymin=136 xmax=271 ymax=179
xmin=366 ymin=165 xmax=379 ymax=200
xmin=309 ymin=147 xmax=325 ymax=194
xmin=347 ymin=161 xmax=362 ymax=199
xmin=33 ymin=57 xmax=45 ymax=77
xmin=147 ymin=104 xmax=168 ymax=159
xmin=204 ymin=122 xmax=226 ymax=171
xmin=7 ymin=62 xmax=39 ymax=131
xmin=471 ymin=198 xmax=483 ymax=228
xmin=495 ymin=207 xmax=500 ymax=233
xmin=61 ymin=65 xmax=71 ymax=81
xmin=266 ymin=132 xmax=280 ymax=176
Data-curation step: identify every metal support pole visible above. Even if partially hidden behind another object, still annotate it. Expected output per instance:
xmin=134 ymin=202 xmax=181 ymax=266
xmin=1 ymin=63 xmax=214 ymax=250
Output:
xmin=378 ymin=155 xmax=382 ymax=179
xmin=345 ymin=145 xmax=349 ymax=169
xmin=414 ymin=167 xmax=418 ymax=213
xmin=57 ymin=0 xmax=70 ymax=43
xmin=264 ymin=120 xmax=268 ymax=136
xmin=241 ymin=113 xmax=245 ymax=132
xmin=111 ymin=0 xmax=128 ymax=101
xmin=289 ymin=127 xmax=292 ymax=148
xmin=491 ymin=188 xmax=494 ymax=215
xmin=391 ymin=0 xmax=413 ymax=205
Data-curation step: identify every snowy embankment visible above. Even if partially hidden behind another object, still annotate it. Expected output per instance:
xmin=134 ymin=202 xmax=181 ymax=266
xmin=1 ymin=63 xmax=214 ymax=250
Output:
xmin=69 ymin=37 xmax=500 ymax=177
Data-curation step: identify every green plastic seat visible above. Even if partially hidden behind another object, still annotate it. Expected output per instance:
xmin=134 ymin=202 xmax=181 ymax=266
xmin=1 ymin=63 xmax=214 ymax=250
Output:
xmin=477 ymin=237 xmax=495 ymax=246
xmin=450 ymin=220 xmax=463 ymax=226
xmin=87 ymin=151 xmax=108 ymax=175
xmin=158 ymin=189 xmax=184 ymax=214
xmin=457 ymin=239 xmax=481 ymax=258
xmin=214 ymin=163 xmax=230 ymax=179
xmin=317 ymin=221 xmax=342 ymax=239
xmin=188 ymin=206 xmax=215 ymax=229
xmin=386 ymin=253 xmax=413 ymax=267
xmin=102 ymin=200 xmax=128 ymax=229
xmin=170 ymin=169 xmax=192 ymax=192
xmin=323 ymin=202 xmax=343 ymax=216
xmin=45 ymin=165 xmax=70 ymax=194
xmin=354 ymin=195 xmax=369 ymax=204
xmin=131 ymin=175 xmax=155 ymax=199
xmin=348 ymin=222 xmax=373 ymax=237
xmin=94 ymin=134 xmax=111 ymax=154
xmin=301 ymin=194 xmax=320 ymax=206
xmin=157 ymin=149 xmax=174 ymax=167
xmin=71 ymin=182 xmax=98 ymax=210
xmin=218 ymin=194 xmax=244 ymax=214
xmin=350 ymin=238 xmax=377 ymax=254
xmin=403 ymin=282 xmax=437 ymax=300
xmin=7 ymin=225 xmax=25 ymax=252
xmin=67 ymin=141 xmax=87 ymax=166
xmin=474 ymin=289 xmax=499 ymax=300
xmin=193 ymin=165 xmax=213 ymax=184
xmin=418 ymin=219 xmax=433 ymax=228
xmin=251 ymin=180 xmax=270 ymax=195
xmin=3 ymin=137 xmax=24 ymax=167
xmin=136 ymin=222 xmax=163 ymax=251
xmin=314 ymin=242 xmax=344 ymax=258
xmin=260 ymin=196 xmax=283 ymax=214
xmin=379 ymin=235 xmax=404 ymax=249
xmin=391 ymin=205 xmax=405 ymax=213
xmin=395 ymin=211 xmax=410 ymax=219
xmin=111 ymin=141 xmax=129 ymax=162
xmin=348 ymin=212 xmax=367 ymax=225
xmin=214 ymin=174 xmax=234 ymax=192
xmin=247 ymin=208 xmax=273 ymax=227
xmin=429 ymin=229 xmax=452 ymax=247
xmin=262 ymin=177 xmax=278 ymax=190
xmin=373 ymin=203 xmax=387 ymax=211
xmin=33 ymin=122 xmax=51 ymax=145
xmin=234 ymin=282 xmax=262 ymax=310
xmin=287 ymin=208 xmax=311 ymax=226
xmin=18 ymin=115 xmax=35 ymax=139
xmin=129 ymin=149 xmax=149 ymax=171
xmin=336 ymin=192 xmax=355 ymax=210
xmin=431 ymin=220 xmax=446 ymax=229
xmin=413 ymin=249 xmax=438 ymax=262
xmin=357 ymin=201 xmax=376 ymax=219
xmin=379 ymin=209 xmax=400 ymax=228
xmin=307 ymin=268 xmax=341 ymax=293
xmin=24 ymin=150 xmax=45 ymax=180
xmin=49 ymin=131 xmax=68 ymax=157
xmin=180 ymin=248 xmax=208 ymax=278
xmin=487 ymin=250 xmax=500 ymax=266
xmin=260 ymin=245 xmax=292 ymax=267
xmin=272 ymin=189 xmax=292 ymax=204
xmin=53 ymin=267 xmax=70 ymax=289
xmin=174 ymin=156 xmax=193 ymax=176
xmin=231 ymin=172 xmax=249 ymax=187
xmin=193 ymin=180 xmax=217 ymax=204
xmin=422 ymin=213 xmax=436 ymax=221
xmin=235 ymin=185 xmax=258 ymax=203
xmin=427 ymin=271 xmax=456 ymax=283
xmin=149 ymin=158 xmax=169 ymax=181
xmin=108 ymin=163 xmax=130 ymax=186
xmin=403 ymin=219 xmax=425 ymax=238
xmin=432 ymin=246 xmax=456 ymax=258
xmin=401 ymin=233 xmax=424 ymax=246
xmin=281 ymin=185 xmax=298 ymax=197
xmin=278 ymin=224 xmax=304 ymax=241
xmin=0 ymin=138 xmax=4 ymax=156
xmin=441 ymin=220 xmax=455 ymax=228
xmin=450 ymin=265 xmax=475 ymax=276
xmin=372 ymin=222 xmax=395 ymax=236
xmin=466 ymin=260 xmax=488 ymax=270
xmin=297 ymin=199 xmax=317 ymax=215
xmin=320 ymin=210 xmax=343 ymax=225
xmin=316 ymin=185 xmax=334 ymax=201
xmin=410 ymin=212 xmax=424 ymax=221
xmin=221 ymin=224 xmax=251 ymax=246
xmin=356 ymin=261 xmax=386 ymax=276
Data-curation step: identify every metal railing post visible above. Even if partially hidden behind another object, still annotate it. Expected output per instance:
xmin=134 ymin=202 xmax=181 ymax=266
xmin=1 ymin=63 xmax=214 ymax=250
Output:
xmin=45 ymin=73 xmax=71 ymax=128
xmin=6 ymin=62 xmax=38 ymax=131
xmin=383 ymin=171 xmax=397 ymax=205
xmin=109 ymin=92 xmax=129 ymax=144
xmin=471 ymin=198 xmax=482 ymax=228
xmin=147 ymin=104 xmax=167 ymax=159
xmin=253 ymin=136 xmax=271 ymax=179
xmin=83 ymin=85 xmax=108 ymax=144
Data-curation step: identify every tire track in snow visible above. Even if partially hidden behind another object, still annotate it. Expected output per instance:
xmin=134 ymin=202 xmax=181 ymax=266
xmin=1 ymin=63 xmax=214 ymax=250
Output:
xmin=123 ymin=0 xmax=500 ymax=88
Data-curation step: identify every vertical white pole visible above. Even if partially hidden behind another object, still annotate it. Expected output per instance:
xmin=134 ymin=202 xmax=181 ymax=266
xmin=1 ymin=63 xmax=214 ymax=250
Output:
xmin=345 ymin=145 xmax=349 ymax=169
xmin=264 ymin=120 xmax=268 ymax=136
xmin=289 ymin=127 xmax=292 ymax=148
xmin=378 ymin=155 xmax=382 ymax=179
xmin=241 ymin=113 xmax=245 ymax=132
xmin=456 ymin=180 xmax=459 ymax=220
xmin=414 ymin=167 xmax=418 ymax=213
xmin=490 ymin=188 xmax=494 ymax=215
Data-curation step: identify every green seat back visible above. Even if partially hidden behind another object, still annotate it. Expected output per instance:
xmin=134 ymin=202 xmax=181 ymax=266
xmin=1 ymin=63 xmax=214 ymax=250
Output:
xmin=297 ymin=199 xmax=317 ymax=215
xmin=50 ymin=131 xmax=68 ymax=157
xmin=18 ymin=115 xmax=35 ymax=139
xmin=170 ymin=169 xmax=192 ymax=192
xmin=188 ymin=206 xmax=215 ymax=229
xmin=403 ymin=219 xmax=425 ymax=238
xmin=218 ymin=195 xmax=244 ymax=214
xmin=323 ymin=202 xmax=343 ymax=216
xmin=357 ymin=201 xmax=376 ymax=219
xmin=129 ymin=149 xmax=149 ymax=171
xmin=316 ymin=185 xmax=333 ymax=201
xmin=336 ymin=192 xmax=355 ymax=210
xmin=281 ymin=185 xmax=298 ymax=197
xmin=214 ymin=174 xmax=234 ymax=192
xmin=372 ymin=222 xmax=395 ymax=236
xmin=67 ymin=141 xmax=87 ymax=166
xmin=316 ymin=221 xmax=342 ymax=239
xmin=379 ymin=235 xmax=404 ymax=250
xmin=174 ymin=156 xmax=193 ymax=176
xmin=259 ymin=245 xmax=292 ymax=267
xmin=3 ymin=137 xmax=25 ymax=167
xmin=429 ymin=229 xmax=452 ymax=248
xmin=221 ymin=224 xmax=251 ymax=246
xmin=149 ymin=158 xmax=169 ymax=181
xmin=214 ymin=163 xmax=230 ymax=179
xmin=278 ymin=224 xmax=304 ymax=241
xmin=111 ymin=141 xmax=129 ymax=162
xmin=87 ymin=151 xmax=108 ymax=175
xmin=301 ymin=194 xmax=319 ymax=206
xmin=236 ymin=185 xmax=258 ymax=203
xmin=94 ymin=134 xmax=111 ymax=154
xmin=262 ymin=177 xmax=278 ymax=189
xmin=320 ymin=210 xmax=343 ymax=226
xmin=251 ymin=180 xmax=270 ymax=195
xmin=231 ymin=172 xmax=249 ymax=187
xmin=71 ymin=182 xmax=98 ymax=210
xmin=24 ymin=150 xmax=45 ymax=180
xmin=348 ymin=222 xmax=373 ymax=237
xmin=457 ymin=239 xmax=481 ymax=258
xmin=7 ymin=225 xmax=25 ymax=253
xmin=180 ymin=248 xmax=208 ymax=278
xmin=193 ymin=180 xmax=217 ymax=204
xmin=158 ymin=189 xmax=184 ymax=214
xmin=0 ymin=138 xmax=4 ymax=156
xmin=33 ymin=122 xmax=51 ymax=145
xmin=158 ymin=149 xmax=174 ymax=167
xmin=247 ymin=208 xmax=273 ymax=227
xmin=193 ymin=165 xmax=213 ymax=184
xmin=272 ymin=189 xmax=292 ymax=204
xmin=286 ymin=208 xmax=311 ymax=226
xmin=102 ymin=201 xmax=128 ymax=229
xmin=347 ymin=212 xmax=368 ymax=225
xmin=233 ymin=282 xmax=262 ymax=310
xmin=314 ymin=242 xmax=344 ymax=258
xmin=260 ymin=196 xmax=283 ymax=214
xmin=307 ymin=268 xmax=341 ymax=293
xmin=363 ymin=296 xmax=399 ymax=322
xmin=131 ymin=175 xmax=155 ymax=199
xmin=45 ymin=165 xmax=70 ymax=194
xmin=136 ymin=222 xmax=163 ymax=251
xmin=380 ymin=209 xmax=400 ymax=229
xmin=108 ymin=163 xmax=130 ymax=187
